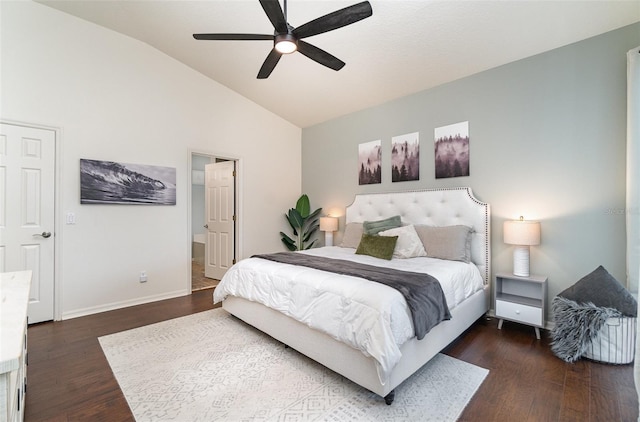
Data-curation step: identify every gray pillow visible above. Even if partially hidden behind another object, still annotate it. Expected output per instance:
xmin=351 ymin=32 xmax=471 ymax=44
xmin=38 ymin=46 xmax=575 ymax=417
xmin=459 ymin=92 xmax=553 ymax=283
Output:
xmin=355 ymin=234 xmax=398 ymax=260
xmin=340 ymin=222 xmax=364 ymax=248
xmin=414 ymin=225 xmax=472 ymax=263
xmin=363 ymin=215 xmax=402 ymax=235
xmin=558 ymin=266 xmax=637 ymax=317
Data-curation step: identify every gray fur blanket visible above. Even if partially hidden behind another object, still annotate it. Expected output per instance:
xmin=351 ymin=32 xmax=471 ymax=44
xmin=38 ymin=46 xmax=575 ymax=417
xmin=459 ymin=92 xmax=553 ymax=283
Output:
xmin=550 ymin=296 xmax=621 ymax=362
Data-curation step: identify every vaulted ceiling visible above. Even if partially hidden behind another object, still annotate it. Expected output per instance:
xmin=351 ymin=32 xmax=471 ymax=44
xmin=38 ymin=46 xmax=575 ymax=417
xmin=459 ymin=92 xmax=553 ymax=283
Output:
xmin=37 ymin=1 xmax=640 ymax=128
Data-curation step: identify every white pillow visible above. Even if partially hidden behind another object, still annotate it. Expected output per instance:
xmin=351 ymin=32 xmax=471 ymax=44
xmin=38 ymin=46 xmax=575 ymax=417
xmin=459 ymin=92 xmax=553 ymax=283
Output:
xmin=378 ymin=224 xmax=427 ymax=259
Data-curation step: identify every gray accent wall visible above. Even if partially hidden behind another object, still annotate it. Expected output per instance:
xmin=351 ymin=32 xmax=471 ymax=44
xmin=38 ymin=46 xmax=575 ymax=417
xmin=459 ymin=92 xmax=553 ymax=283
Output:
xmin=302 ymin=23 xmax=640 ymax=320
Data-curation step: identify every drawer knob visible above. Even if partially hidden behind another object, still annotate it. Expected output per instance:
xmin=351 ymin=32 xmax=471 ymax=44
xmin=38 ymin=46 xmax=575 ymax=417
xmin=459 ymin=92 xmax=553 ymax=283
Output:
xmin=515 ymin=310 xmax=520 ymax=314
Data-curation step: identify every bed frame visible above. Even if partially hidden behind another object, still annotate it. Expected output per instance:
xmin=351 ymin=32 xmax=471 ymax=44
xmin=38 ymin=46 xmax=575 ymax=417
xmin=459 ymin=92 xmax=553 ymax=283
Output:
xmin=223 ymin=187 xmax=490 ymax=404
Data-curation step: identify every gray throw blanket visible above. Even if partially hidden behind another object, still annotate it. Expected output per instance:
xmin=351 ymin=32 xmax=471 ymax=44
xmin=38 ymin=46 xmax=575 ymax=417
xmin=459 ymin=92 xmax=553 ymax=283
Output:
xmin=550 ymin=297 xmax=621 ymax=362
xmin=252 ymin=252 xmax=451 ymax=340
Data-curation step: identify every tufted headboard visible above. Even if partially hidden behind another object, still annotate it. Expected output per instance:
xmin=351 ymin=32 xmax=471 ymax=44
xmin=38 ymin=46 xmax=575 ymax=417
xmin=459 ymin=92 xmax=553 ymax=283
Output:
xmin=345 ymin=187 xmax=491 ymax=284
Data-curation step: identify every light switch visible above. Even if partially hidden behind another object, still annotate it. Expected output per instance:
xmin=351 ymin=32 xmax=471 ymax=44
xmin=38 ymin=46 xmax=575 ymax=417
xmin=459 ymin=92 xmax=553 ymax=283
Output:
xmin=66 ymin=212 xmax=76 ymax=225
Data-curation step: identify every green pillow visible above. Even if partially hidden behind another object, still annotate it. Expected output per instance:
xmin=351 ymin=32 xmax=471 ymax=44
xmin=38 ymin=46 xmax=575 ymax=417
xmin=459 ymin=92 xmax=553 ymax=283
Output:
xmin=355 ymin=234 xmax=398 ymax=260
xmin=363 ymin=215 xmax=402 ymax=235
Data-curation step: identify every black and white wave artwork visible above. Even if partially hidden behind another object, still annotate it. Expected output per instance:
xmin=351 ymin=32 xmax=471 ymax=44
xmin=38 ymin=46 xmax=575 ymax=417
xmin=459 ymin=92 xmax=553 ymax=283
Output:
xmin=80 ymin=159 xmax=176 ymax=205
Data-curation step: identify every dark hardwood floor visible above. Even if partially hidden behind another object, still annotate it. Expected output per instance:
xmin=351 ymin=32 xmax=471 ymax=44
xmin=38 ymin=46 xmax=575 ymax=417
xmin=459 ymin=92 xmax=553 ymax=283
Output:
xmin=25 ymin=289 xmax=638 ymax=421
xmin=449 ymin=318 xmax=638 ymax=422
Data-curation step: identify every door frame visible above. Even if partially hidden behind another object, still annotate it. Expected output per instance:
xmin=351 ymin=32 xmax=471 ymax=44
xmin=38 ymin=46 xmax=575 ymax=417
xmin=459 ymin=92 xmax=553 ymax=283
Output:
xmin=187 ymin=149 xmax=242 ymax=292
xmin=1 ymin=118 xmax=63 ymax=321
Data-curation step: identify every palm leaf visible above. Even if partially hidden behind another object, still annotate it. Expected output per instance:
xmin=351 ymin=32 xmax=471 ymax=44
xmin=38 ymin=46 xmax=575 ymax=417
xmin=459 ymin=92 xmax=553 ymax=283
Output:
xmin=296 ymin=194 xmax=311 ymax=218
xmin=281 ymin=195 xmax=322 ymax=251
xmin=285 ymin=212 xmax=299 ymax=236
xmin=303 ymin=239 xmax=318 ymax=250
xmin=280 ymin=232 xmax=297 ymax=250
xmin=308 ymin=207 xmax=322 ymax=219
xmin=287 ymin=209 xmax=304 ymax=235
xmin=303 ymin=226 xmax=319 ymax=242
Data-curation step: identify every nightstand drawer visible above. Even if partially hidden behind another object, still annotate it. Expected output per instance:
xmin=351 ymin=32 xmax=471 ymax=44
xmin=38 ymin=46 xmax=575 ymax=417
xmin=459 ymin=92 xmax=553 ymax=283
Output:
xmin=496 ymin=300 xmax=543 ymax=327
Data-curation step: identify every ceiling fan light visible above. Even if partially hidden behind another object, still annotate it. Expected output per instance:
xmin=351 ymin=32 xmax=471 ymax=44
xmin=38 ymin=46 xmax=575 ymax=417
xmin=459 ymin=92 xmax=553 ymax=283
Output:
xmin=275 ymin=34 xmax=297 ymax=54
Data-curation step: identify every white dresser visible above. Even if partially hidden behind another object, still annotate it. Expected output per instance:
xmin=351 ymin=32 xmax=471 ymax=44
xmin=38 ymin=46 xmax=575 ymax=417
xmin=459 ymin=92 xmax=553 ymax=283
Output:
xmin=0 ymin=271 xmax=32 ymax=422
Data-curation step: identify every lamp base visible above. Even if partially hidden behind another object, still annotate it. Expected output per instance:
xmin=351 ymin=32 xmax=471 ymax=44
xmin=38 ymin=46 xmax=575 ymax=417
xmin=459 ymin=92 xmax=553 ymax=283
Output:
xmin=325 ymin=232 xmax=334 ymax=247
xmin=512 ymin=245 xmax=530 ymax=277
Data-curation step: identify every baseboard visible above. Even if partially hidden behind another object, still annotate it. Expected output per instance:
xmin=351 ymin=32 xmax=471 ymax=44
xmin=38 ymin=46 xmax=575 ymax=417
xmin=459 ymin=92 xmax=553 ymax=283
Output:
xmin=60 ymin=289 xmax=190 ymax=320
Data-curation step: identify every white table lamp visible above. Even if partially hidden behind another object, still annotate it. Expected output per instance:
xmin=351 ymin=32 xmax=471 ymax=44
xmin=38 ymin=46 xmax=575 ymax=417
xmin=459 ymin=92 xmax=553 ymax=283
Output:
xmin=319 ymin=217 xmax=338 ymax=247
xmin=503 ymin=216 xmax=541 ymax=277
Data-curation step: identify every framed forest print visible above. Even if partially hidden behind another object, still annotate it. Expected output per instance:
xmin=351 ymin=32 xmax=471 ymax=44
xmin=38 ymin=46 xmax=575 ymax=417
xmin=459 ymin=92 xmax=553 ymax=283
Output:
xmin=435 ymin=121 xmax=470 ymax=179
xmin=391 ymin=132 xmax=419 ymax=182
xmin=358 ymin=140 xmax=382 ymax=185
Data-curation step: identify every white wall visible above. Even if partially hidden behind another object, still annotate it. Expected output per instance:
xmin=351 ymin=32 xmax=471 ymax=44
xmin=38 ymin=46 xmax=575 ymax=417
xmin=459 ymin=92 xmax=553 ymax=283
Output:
xmin=1 ymin=1 xmax=302 ymax=318
xmin=302 ymin=23 xmax=640 ymax=321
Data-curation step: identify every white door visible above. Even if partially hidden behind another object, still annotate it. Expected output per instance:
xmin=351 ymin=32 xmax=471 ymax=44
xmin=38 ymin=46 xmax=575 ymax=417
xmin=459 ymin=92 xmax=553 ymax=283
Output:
xmin=0 ymin=123 xmax=56 ymax=323
xmin=204 ymin=161 xmax=235 ymax=279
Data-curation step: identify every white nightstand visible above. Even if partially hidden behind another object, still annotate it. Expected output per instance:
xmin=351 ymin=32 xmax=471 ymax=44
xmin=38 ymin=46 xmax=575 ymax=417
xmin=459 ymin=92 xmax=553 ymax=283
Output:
xmin=495 ymin=272 xmax=547 ymax=339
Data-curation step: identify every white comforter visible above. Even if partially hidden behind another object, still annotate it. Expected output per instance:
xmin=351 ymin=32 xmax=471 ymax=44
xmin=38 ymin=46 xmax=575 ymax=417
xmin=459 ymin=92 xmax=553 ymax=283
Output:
xmin=213 ymin=246 xmax=483 ymax=380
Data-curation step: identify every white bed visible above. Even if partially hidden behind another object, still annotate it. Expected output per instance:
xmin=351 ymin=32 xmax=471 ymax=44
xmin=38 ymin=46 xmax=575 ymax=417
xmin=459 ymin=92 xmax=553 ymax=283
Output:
xmin=215 ymin=187 xmax=491 ymax=404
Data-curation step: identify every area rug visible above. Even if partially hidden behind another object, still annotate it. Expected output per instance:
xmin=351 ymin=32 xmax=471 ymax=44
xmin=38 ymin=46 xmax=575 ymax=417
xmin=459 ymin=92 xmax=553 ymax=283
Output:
xmin=99 ymin=308 xmax=488 ymax=421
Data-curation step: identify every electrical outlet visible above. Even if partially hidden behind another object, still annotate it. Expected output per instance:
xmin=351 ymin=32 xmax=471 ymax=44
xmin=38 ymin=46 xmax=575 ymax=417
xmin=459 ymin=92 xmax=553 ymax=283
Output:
xmin=139 ymin=271 xmax=148 ymax=283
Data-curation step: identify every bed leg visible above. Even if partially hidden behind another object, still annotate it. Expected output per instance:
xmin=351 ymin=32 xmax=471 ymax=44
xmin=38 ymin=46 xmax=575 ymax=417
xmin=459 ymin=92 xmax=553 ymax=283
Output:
xmin=384 ymin=390 xmax=395 ymax=405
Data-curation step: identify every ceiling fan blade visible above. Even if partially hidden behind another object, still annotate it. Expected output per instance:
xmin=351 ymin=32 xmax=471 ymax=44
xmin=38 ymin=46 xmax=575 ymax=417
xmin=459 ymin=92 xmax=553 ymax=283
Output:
xmin=257 ymin=49 xmax=282 ymax=79
xmin=297 ymin=40 xmax=345 ymax=71
xmin=259 ymin=0 xmax=288 ymax=34
xmin=193 ymin=33 xmax=274 ymax=41
xmin=293 ymin=1 xmax=372 ymax=39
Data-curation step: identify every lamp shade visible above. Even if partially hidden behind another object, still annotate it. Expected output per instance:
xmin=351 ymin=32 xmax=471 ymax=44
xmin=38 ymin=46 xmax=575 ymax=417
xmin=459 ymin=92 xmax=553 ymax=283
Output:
xmin=319 ymin=217 xmax=338 ymax=232
xmin=504 ymin=219 xmax=540 ymax=246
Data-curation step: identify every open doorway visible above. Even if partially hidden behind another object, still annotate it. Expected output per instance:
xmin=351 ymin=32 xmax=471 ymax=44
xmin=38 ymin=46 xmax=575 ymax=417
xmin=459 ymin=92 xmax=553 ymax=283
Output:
xmin=191 ymin=153 xmax=214 ymax=290
xmin=190 ymin=152 xmax=237 ymax=291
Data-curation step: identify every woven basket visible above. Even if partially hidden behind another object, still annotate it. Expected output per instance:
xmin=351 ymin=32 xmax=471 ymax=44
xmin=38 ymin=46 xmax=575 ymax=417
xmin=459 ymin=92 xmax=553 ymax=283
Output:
xmin=583 ymin=316 xmax=637 ymax=364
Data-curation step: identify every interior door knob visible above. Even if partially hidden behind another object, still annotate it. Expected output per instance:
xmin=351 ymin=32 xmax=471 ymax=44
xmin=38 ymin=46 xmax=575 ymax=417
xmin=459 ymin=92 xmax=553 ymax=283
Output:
xmin=204 ymin=224 xmax=209 ymax=229
xmin=33 ymin=231 xmax=52 ymax=238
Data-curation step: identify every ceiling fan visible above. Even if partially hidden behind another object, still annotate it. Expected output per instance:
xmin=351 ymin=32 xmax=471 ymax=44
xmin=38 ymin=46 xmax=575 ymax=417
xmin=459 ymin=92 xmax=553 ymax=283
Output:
xmin=193 ymin=0 xmax=373 ymax=79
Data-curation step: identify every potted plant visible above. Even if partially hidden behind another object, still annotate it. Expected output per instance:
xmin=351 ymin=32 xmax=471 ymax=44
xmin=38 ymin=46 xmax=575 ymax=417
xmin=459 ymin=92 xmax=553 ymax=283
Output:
xmin=280 ymin=194 xmax=322 ymax=251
